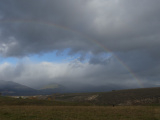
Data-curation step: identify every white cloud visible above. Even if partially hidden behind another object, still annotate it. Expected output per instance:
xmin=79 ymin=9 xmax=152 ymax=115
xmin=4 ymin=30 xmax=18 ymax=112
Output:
xmin=0 ymin=57 xmax=150 ymax=89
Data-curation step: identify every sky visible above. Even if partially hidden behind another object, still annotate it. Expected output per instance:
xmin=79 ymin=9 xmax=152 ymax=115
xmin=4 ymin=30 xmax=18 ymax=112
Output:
xmin=0 ymin=0 xmax=160 ymax=90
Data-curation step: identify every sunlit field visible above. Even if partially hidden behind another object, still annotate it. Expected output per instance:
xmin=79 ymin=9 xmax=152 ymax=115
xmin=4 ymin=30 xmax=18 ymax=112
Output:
xmin=0 ymin=106 xmax=159 ymax=120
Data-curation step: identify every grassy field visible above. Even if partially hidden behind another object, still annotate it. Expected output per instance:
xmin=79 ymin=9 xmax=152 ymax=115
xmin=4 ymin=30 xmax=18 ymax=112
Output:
xmin=0 ymin=106 xmax=160 ymax=120
xmin=0 ymin=89 xmax=160 ymax=120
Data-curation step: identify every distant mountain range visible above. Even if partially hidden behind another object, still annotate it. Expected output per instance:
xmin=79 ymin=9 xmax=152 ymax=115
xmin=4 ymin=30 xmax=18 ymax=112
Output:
xmin=0 ymin=80 xmax=125 ymax=96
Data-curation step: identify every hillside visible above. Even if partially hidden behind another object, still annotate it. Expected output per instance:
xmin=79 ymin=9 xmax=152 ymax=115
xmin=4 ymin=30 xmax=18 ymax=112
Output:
xmin=38 ymin=83 xmax=66 ymax=94
xmin=49 ymin=87 xmax=160 ymax=105
xmin=0 ymin=80 xmax=38 ymax=96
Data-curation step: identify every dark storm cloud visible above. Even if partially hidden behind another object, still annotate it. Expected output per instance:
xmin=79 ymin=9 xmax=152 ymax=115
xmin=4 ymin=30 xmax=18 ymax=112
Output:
xmin=0 ymin=0 xmax=159 ymax=56
xmin=0 ymin=0 xmax=96 ymax=56
xmin=0 ymin=0 xmax=160 ymax=89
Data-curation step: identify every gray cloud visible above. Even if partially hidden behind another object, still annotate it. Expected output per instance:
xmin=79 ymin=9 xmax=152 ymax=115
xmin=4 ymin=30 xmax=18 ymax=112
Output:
xmin=0 ymin=0 xmax=160 ymax=89
xmin=0 ymin=0 xmax=159 ymax=56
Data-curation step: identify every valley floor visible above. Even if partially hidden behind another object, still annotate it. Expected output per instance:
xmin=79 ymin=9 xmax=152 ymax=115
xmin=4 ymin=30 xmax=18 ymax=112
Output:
xmin=0 ymin=106 xmax=159 ymax=120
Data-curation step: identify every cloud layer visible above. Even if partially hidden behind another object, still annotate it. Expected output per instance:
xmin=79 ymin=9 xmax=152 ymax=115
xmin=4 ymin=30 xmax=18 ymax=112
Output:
xmin=0 ymin=59 xmax=148 ymax=89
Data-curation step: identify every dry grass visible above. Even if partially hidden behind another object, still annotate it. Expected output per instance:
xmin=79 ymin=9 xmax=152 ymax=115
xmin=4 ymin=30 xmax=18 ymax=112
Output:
xmin=0 ymin=106 xmax=159 ymax=120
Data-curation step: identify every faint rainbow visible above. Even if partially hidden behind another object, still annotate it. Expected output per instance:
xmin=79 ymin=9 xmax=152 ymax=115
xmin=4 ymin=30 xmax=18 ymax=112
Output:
xmin=0 ymin=19 xmax=144 ymax=88
xmin=88 ymin=38 xmax=144 ymax=88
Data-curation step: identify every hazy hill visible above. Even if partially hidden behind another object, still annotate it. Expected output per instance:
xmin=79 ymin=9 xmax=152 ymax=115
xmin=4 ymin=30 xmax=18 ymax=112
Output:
xmin=36 ymin=82 xmax=124 ymax=94
xmin=0 ymin=80 xmax=38 ymax=96
xmin=38 ymin=83 xmax=66 ymax=94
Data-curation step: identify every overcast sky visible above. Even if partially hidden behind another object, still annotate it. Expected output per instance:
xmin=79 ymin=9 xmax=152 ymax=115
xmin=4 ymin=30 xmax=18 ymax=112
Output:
xmin=0 ymin=0 xmax=160 ymax=90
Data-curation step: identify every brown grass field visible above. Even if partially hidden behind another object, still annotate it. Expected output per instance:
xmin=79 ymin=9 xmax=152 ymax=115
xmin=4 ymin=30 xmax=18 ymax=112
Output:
xmin=1 ymin=87 xmax=160 ymax=120
xmin=0 ymin=105 xmax=160 ymax=120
